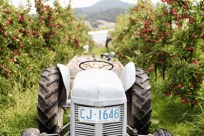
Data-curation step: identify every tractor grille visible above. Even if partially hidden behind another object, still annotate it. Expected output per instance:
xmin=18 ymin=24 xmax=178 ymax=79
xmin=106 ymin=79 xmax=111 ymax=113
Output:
xmin=75 ymin=104 xmax=124 ymax=136
xmin=103 ymin=122 xmax=123 ymax=136
xmin=75 ymin=123 xmax=95 ymax=136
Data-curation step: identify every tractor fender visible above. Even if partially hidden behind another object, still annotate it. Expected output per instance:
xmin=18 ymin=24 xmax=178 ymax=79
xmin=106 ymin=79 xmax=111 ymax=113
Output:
xmin=120 ymin=62 xmax=135 ymax=91
xmin=57 ymin=64 xmax=70 ymax=103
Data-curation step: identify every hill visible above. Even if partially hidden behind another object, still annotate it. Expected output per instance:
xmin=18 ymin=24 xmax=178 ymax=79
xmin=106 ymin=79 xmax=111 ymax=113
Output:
xmin=74 ymin=0 xmax=134 ymax=28
xmin=75 ymin=0 xmax=134 ymax=13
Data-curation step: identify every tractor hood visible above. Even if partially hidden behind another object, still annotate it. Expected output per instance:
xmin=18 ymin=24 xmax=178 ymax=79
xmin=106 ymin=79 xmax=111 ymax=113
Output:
xmin=71 ymin=69 xmax=126 ymax=107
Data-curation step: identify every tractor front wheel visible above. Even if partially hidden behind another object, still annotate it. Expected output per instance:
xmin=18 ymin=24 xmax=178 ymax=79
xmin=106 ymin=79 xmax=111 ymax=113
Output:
xmin=126 ymin=68 xmax=152 ymax=135
xmin=153 ymin=128 xmax=173 ymax=136
xmin=22 ymin=128 xmax=40 ymax=136
xmin=37 ymin=67 xmax=64 ymax=133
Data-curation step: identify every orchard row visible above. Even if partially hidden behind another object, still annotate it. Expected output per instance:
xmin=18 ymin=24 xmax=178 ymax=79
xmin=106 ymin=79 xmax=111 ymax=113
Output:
xmin=0 ymin=0 xmax=92 ymax=104
xmin=0 ymin=0 xmax=92 ymax=78
xmin=112 ymin=0 xmax=204 ymax=106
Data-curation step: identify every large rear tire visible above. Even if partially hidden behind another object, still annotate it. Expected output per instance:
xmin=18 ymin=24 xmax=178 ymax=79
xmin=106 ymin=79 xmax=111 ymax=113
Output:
xmin=37 ymin=67 xmax=64 ymax=133
xmin=126 ymin=68 xmax=152 ymax=135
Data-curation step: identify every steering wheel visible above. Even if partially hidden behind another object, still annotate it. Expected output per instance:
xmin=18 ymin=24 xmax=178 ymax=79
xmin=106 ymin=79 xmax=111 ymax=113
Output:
xmin=79 ymin=60 xmax=114 ymax=70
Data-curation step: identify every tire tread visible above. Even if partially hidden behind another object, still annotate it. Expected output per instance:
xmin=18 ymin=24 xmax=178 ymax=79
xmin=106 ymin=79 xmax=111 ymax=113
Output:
xmin=127 ymin=68 xmax=152 ymax=135
xmin=37 ymin=67 xmax=62 ymax=133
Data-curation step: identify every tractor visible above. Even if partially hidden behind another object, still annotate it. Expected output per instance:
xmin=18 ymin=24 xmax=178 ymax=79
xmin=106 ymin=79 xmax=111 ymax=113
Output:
xmin=22 ymin=55 xmax=172 ymax=136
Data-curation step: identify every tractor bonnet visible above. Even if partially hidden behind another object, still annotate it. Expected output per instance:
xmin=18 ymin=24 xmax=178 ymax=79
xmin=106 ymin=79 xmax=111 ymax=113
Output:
xmin=71 ymin=69 xmax=126 ymax=106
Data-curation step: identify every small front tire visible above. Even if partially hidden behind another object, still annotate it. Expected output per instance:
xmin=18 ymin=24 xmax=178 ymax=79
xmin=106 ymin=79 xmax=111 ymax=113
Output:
xmin=153 ymin=128 xmax=173 ymax=136
xmin=22 ymin=128 xmax=40 ymax=136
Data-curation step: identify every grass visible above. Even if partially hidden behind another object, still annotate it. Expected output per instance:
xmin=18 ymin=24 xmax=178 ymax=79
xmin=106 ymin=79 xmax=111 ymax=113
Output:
xmin=151 ymin=93 xmax=193 ymax=136
xmin=0 ymin=85 xmax=38 ymax=136
xmin=0 ymin=47 xmax=203 ymax=135
xmin=90 ymin=46 xmax=108 ymax=55
xmin=150 ymin=74 xmax=203 ymax=136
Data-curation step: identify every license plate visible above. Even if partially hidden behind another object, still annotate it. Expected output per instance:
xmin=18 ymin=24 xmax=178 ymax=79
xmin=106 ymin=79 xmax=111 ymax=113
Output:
xmin=78 ymin=106 xmax=121 ymax=123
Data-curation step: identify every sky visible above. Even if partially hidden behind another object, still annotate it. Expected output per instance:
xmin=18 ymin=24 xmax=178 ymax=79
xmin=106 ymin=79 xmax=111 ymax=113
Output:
xmin=11 ymin=0 xmax=161 ymax=8
xmin=10 ymin=0 xmax=161 ymax=14
xmin=69 ymin=0 xmax=139 ymax=8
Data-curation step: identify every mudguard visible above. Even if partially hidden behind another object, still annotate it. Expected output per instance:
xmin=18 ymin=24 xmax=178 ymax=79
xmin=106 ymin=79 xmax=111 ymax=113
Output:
xmin=120 ymin=62 xmax=136 ymax=91
xmin=57 ymin=64 xmax=70 ymax=104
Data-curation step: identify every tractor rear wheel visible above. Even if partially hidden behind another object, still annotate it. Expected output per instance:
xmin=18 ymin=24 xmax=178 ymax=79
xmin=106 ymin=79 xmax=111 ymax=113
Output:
xmin=126 ymin=68 xmax=152 ymax=135
xmin=37 ymin=67 xmax=64 ymax=133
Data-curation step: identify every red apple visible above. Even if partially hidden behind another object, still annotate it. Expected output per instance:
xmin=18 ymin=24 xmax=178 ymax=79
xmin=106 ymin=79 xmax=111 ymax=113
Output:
xmin=49 ymin=16 xmax=55 ymax=20
xmin=145 ymin=20 xmax=151 ymax=27
xmin=163 ymin=22 xmax=169 ymax=27
xmin=180 ymin=97 xmax=186 ymax=104
xmin=164 ymin=9 xmax=169 ymax=14
xmin=191 ymin=33 xmax=195 ymax=38
xmin=189 ymin=17 xmax=194 ymax=24
xmin=196 ymin=78 xmax=201 ymax=83
xmin=40 ymin=16 xmax=44 ymax=20
xmin=186 ymin=47 xmax=193 ymax=52
xmin=26 ymin=31 xmax=30 ymax=36
xmin=19 ymin=43 xmax=23 ymax=48
xmin=7 ymin=72 xmax=11 ymax=78
xmin=187 ymin=92 xmax=191 ymax=96
xmin=13 ymin=36 xmax=17 ymax=41
xmin=160 ymin=52 xmax=165 ymax=56
xmin=171 ymin=8 xmax=177 ymax=16
xmin=166 ymin=0 xmax=171 ymax=4
xmin=191 ymin=100 xmax=198 ymax=105
xmin=152 ymin=39 xmax=156 ymax=43
xmin=18 ymin=15 xmax=24 ymax=22
xmin=164 ymin=91 xmax=171 ymax=96
xmin=7 ymin=17 xmax=12 ymax=22
xmin=191 ymin=60 xmax=199 ymax=65
xmin=118 ymin=52 xmax=123 ymax=57
xmin=6 ymin=20 xmax=11 ymax=25
xmin=13 ymin=50 xmax=18 ymax=56
xmin=190 ymin=84 xmax=195 ymax=89
xmin=178 ymin=83 xmax=182 ymax=89
xmin=5 ymin=68 xmax=10 ymax=73
xmin=176 ymin=23 xmax=182 ymax=28
xmin=187 ymin=98 xmax=191 ymax=103
xmin=5 ymin=9 xmax=11 ymax=14
xmin=182 ymin=5 xmax=188 ymax=10
xmin=40 ymin=9 xmax=45 ymax=14
xmin=176 ymin=16 xmax=181 ymax=21
xmin=200 ymin=34 xmax=203 ymax=38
